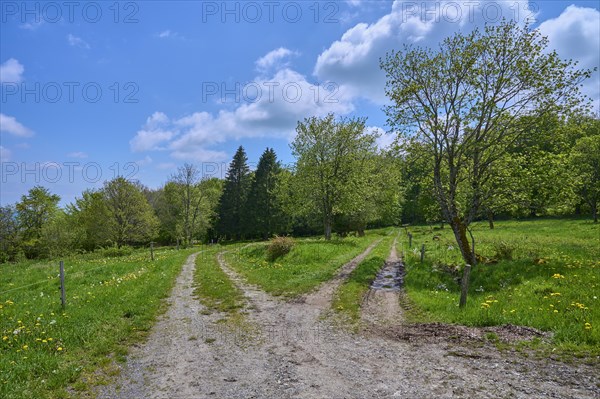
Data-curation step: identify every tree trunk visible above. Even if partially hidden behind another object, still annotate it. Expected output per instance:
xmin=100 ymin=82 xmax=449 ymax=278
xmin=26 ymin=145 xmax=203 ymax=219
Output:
xmin=487 ymin=210 xmax=494 ymax=230
xmin=449 ymin=217 xmax=475 ymax=266
xmin=357 ymin=228 xmax=365 ymax=237
xmin=324 ymin=217 xmax=332 ymax=241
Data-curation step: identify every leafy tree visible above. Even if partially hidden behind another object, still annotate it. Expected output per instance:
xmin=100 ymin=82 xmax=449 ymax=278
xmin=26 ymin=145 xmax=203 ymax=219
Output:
xmin=16 ymin=186 xmax=60 ymax=258
xmin=166 ymin=164 xmax=222 ymax=245
xmin=67 ymin=190 xmax=111 ymax=250
xmin=0 ymin=205 xmax=20 ymax=262
xmin=217 ymin=146 xmax=251 ymax=240
xmin=381 ymin=21 xmax=593 ymax=265
xmin=102 ymin=177 xmax=159 ymax=247
xmin=291 ymin=114 xmax=379 ymax=240
xmin=570 ymin=131 xmax=600 ymax=223
xmin=245 ymin=148 xmax=287 ymax=239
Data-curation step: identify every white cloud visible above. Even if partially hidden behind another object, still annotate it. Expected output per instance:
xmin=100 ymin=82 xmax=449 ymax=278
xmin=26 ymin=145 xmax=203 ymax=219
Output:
xmin=130 ymin=112 xmax=177 ymax=152
xmin=0 ymin=146 xmax=11 ymax=161
xmin=314 ymin=0 xmax=538 ymax=104
xmin=538 ymin=6 xmax=600 ymax=111
xmin=136 ymin=155 xmax=153 ymax=166
xmin=131 ymin=67 xmax=354 ymax=162
xmin=0 ymin=114 xmax=34 ymax=137
xmin=256 ymin=47 xmax=298 ymax=72
xmin=67 ymin=34 xmax=90 ymax=49
xmin=67 ymin=151 xmax=88 ymax=159
xmin=0 ymin=58 xmax=24 ymax=84
xmin=20 ymin=20 xmax=44 ymax=30
xmin=371 ymin=126 xmax=396 ymax=150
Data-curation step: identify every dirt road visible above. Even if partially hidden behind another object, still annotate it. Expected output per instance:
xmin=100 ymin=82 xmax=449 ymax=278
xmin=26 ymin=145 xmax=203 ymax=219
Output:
xmin=98 ymin=246 xmax=600 ymax=399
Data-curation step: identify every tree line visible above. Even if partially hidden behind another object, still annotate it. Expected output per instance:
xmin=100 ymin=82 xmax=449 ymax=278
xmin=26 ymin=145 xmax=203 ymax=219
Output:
xmin=1 ymin=21 xmax=598 ymax=264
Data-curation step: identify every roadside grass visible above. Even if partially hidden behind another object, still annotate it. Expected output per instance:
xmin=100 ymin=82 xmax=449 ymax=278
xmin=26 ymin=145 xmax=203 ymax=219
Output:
xmin=400 ymin=218 xmax=600 ymax=355
xmin=332 ymin=234 xmax=395 ymax=327
xmin=192 ymin=244 xmax=245 ymax=314
xmin=224 ymin=229 xmax=391 ymax=298
xmin=0 ymin=246 xmax=201 ymax=399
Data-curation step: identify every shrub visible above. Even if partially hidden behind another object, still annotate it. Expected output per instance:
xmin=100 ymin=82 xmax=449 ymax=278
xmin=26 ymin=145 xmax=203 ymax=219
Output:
xmin=266 ymin=236 xmax=295 ymax=261
xmin=492 ymin=241 xmax=514 ymax=261
xmin=100 ymin=245 xmax=134 ymax=258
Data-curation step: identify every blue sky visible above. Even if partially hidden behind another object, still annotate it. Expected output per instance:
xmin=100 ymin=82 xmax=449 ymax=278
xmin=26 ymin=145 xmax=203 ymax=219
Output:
xmin=1 ymin=0 xmax=599 ymax=206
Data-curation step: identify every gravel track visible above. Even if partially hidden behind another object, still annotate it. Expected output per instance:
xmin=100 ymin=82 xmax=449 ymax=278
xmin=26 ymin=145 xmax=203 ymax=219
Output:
xmin=98 ymin=245 xmax=600 ymax=399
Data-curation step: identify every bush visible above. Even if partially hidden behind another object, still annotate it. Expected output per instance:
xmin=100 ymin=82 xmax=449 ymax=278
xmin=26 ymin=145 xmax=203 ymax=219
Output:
xmin=266 ymin=236 xmax=295 ymax=261
xmin=492 ymin=241 xmax=514 ymax=261
xmin=100 ymin=245 xmax=134 ymax=258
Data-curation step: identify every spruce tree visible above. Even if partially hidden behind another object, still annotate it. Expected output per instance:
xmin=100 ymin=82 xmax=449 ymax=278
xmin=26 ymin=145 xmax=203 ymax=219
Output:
xmin=245 ymin=148 xmax=286 ymax=239
xmin=217 ymin=146 xmax=251 ymax=239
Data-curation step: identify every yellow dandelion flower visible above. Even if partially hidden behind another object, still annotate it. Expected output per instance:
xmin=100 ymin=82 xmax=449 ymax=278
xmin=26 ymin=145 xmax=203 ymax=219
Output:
xmin=584 ymin=323 xmax=592 ymax=330
xmin=57 ymin=347 xmax=63 ymax=351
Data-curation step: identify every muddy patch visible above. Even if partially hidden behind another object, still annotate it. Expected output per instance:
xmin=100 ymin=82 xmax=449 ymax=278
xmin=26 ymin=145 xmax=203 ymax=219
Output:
xmin=375 ymin=322 xmax=551 ymax=345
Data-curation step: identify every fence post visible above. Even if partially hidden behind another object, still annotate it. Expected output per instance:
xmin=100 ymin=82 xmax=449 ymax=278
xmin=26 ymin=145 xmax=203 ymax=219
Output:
xmin=59 ymin=261 xmax=66 ymax=308
xmin=150 ymin=242 xmax=155 ymax=261
xmin=459 ymin=264 xmax=472 ymax=308
xmin=420 ymin=244 xmax=425 ymax=263
xmin=408 ymin=232 xmax=413 ymax=248
xmin=176 ymin=238 xmax=180 ymax=251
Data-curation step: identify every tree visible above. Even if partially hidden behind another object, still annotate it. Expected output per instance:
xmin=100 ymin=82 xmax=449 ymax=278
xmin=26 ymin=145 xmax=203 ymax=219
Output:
xmin=102 ymin=177 xmax=159 ymax=247
xmin=0 ymin=205 xmax=20 ymax=262
xmin=16 ymin=186 xmax=60 ymax=258
xmin=291 ymin=114 xmax=379 ymax=240
xmin=168 ymin=164 xmax=222 ymax=246
xmin=67 ymin=189 xmax=111 ymax=250
xmin=245 ymin=148 xmax=287 ymax=239
xmin=570 ymin=131 xmax=600 ymax=223
xmin=381 ymin=21 xmax=593 ymax=266
xmin=217 ymin=146 xmax=251 ymax=239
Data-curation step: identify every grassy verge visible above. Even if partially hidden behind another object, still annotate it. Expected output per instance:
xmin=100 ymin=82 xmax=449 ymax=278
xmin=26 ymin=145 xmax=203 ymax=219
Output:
xmin=193 ymin=245 xmax=245 ymax=314
xmin=332 ymin=234 xmax=395 ymax=326
xmin=224 ymin=229 xmax=391 ymax=298
xmin=400 ymin=218 xmax=600 ymax=355
xmin=0 ymin=246 xmax=202 ymax=399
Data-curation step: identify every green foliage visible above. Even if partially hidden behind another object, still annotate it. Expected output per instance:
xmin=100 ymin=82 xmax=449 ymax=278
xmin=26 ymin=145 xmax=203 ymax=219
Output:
xmin=15 ymin=186 xmax=61 ymax=258
xmin=217 ymin=146 xmax=252 ymax=240
xmin=245 ymin=148 xmax=289 ymax=238
xmin=382 ymin=21 xmax=594 ymax=264
xmin=164 ymin=164 xmax=223 ymax=245
xmin=569 ymin=124 xmax=600 ymax=222
xmin=99 ymin=245 xmax=134 ymax=258
xmin=266 ymin=236 xmax=295 ymax=261
xmin=291 ymin=114 xmax=381 ymax=240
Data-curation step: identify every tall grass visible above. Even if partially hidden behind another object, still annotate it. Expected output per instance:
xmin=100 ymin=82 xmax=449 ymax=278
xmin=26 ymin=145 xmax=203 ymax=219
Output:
xmin=0 ymin=246 xmax=201 ymax=399
xmin=401 ymin=219 xmax=600 ymax=354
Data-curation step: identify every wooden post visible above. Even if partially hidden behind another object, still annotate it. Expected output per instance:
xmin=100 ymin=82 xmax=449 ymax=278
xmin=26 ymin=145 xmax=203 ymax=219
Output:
xmin=176 ymin=238 xmax=179 ymax=251
xmin=59 ymin=261 xmax=66 ymax=308
xmin=408 ymin=232 xmax=413 ymax=248
xmin=459 ymin=264 xmax=472 ymax=308
xmin=150 ymin=242 xmax=155 ymax=261
xmin=420 ymin=244 xmax=425 ymax=263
